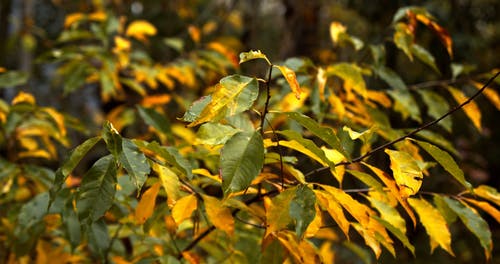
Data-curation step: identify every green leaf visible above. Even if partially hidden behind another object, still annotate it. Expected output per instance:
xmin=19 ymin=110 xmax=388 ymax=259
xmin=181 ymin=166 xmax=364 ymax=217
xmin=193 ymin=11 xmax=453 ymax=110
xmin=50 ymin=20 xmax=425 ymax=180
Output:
xmin=408 ymin=197 xmax=454 ymax=255
xmin=413 ymin=139 xmax=472 ymax=190
xmin=372 ymin=216 xmax=415 ymax=256
xmin=119 ymin=138 xmax=151 ymax=191
xmin=443 ymin=197 xmax=492 ymax=259
xmin=433 ymin=195 xmax=457 ymax=224
xmin=187 ymin=75 xmax=259 ymax=127
xmin=289 ymin=185 xmax=316 ymax=239
xmin=239 ymin=50 xmax=271 ymax=65
xmin=17 ymin=192 xmax=49 ymax=229
xmin=88 ymin=219 xmax=110 ymax=259
xmin=346 ymin=169 xmax=384 ymax=191
xmin=414 ymin=130 xmax=458 ymax=156
xmin=0 ymin=71 xmax=29 ymax=88
xmin=374 ymin=66 xmax=406 ymax=90
xmin=76 ymin=155 xmax=118 ymax=222
xmin=285 ymin=112 xmax=348 ymax=158
xmin=62 ymin=199 xmax=81 ymax=250
xmin=417 ymin=90 xmax=452 ymax=132
xmin=102 ymin=121 xmax=122 ymax=157
xmin=387 ymin=89 xmax=421 ymax=122
xmin=137 ymin=106 xmax=172 ymax=141
xmin=367 ymin=194 xmax=407 ymax=234
xmin=266 ymin=188 xmax=295 ymax=235
xmin=221 ymin=131 xmax=264 ymax=195
xmin=386 ymin=149 xmax=424 ymax=197
xmin=326 ymin=63 xmax=367 ymax=98
xmin=182 ymin=95 xmax=212 ymax=122
xmin=393 ymin=23 xmax=414 ymax=60
xmin=195 ymin=122 xmax=239 ymax=145
xmin=411 ymin=44 xmax=439 ymax=73
xmin=139 ymin=141 xmax=193 ymax=179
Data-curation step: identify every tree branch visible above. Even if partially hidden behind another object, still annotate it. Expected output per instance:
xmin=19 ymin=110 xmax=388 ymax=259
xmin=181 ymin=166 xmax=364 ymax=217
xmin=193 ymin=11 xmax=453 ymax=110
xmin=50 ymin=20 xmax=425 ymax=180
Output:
xmin=306 ymin=71 xmax=500 ymax=177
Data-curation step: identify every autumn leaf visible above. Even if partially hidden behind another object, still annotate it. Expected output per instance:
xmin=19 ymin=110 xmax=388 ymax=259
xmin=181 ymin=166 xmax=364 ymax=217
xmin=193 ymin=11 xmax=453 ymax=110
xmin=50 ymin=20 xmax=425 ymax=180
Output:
xmin=135 ymin=182 xmax=161 ymax=224
xmin=462 ymin=198 xmax=500 ymax=224
xmin=326 ymin=63 xmax=367 ymax=98
xmin=386 ymin=149 xmax=424 ymax=198
xmin=329 ymin=22 xmax=347 ymax=43
xmin=474 ymin=185 xmax=500 ymax=206
xmin=447 ymin=86 xmax=482 ymax=131
xmin=274 ymin=65 xmax=302 ymax=100
xmin=265 ymin=188 xmax=295 ymax=236
xmin=171 ymin=194 xmax=197 ymax=226
xmin=239 ymin=50 xmax=271 ymax=65
xmin=126 ymin=20 xmax=157 ymax=42
xmin=202 ymin=195 xmax=234 ymax=236
xmin=314 ymin=190 xmax=350 ymax=238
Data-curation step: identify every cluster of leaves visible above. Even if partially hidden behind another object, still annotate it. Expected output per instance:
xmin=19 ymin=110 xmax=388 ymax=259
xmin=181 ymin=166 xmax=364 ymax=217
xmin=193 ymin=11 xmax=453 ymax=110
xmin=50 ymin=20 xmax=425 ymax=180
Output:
xmin=1 ymin=4 xmax=499 ymax=263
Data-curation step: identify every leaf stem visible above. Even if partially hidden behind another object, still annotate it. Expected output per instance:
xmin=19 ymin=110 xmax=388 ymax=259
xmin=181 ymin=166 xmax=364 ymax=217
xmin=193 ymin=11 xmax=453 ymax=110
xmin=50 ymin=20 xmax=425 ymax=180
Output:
xmin=306 ymin=71 xmax=500 ymax=176
xmin=260 ymin=64 xmax=274 ymax=136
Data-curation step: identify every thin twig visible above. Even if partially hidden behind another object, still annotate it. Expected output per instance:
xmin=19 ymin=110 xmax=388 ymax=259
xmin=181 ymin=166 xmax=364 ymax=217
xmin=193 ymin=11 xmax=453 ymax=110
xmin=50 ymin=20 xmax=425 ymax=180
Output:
xmin=260 ymin=65 xmax=274 ymax=136
xmin=306 ymin=71 xmax=500 ymax=177
xmin=266 ymin=117 xmax=285 ymax=189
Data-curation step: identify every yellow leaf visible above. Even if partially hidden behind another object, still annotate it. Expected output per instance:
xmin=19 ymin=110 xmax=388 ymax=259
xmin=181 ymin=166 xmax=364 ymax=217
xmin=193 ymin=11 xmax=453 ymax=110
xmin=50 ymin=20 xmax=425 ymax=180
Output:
xmin=320 ymin=184 xmax=372 ymax=226
xmin=352 ymin=222 xmax=382 ymax=258
xmin=12 ymin=91 xmax=35 ymax=105
xmin=202 ymin=195 xmax=234 ymax=236
xmin=319 ymin=241 xmax=336 ymax=263
xmin=192 ymin=168 xmax=221 ymax=183
xmin=135 ymin=182 xmax=161 ymax=224
xmin=64 ymin=13 xmax=85 ymax=28
xmin=413 ymin=13 xmax=453 ymax=57
xmin=305 ymin=205 xmax=323 ymax=238
xmin=367 ymin=192 xmax=407 ymax=234
xmin=315 ymin=190 xmax=350 ymax=238
xmin=276 ymin=89 xmax=309 ymax=112
xmin=276 ymin=231 xmax=321 ymax=264
xmin=327 ymin=94 xmax=345 ymax=119
xmin=268 ymin=140 xmax=328 ymax=167
xmin=42 ymin=107 xmax=67 ymax=138
xmin=126 ymin=20 xmax=157 ymax=41
xmin=367 ymin=90 xmax=392 ymax=108
xmin=152 ymin=163 xmax=180 ymax=207
xmin=448 ymin=86 xmax=481 ymax=131
xmin=462 ymin=198 xmax=500 ymax=224
xmin=88 ymin=11 xmax=107 ymax=22
xmin=321 ymin=147 xmax=346 ymax=183
xmin=362 ymin=162 xmax=417 ymax=227
xmin=327 ymin=63 xmax=367 ymax=98
xmin=474 ymin=185 xmax=500 ymax=206
xmin=385 ymin=149 xmax=423 ymax=198
xmin=329 ymin=22 xmax=346 ymax=44
xmin=408 ymin=197 xmax=454 ymax=255
xmin=471 ymin=80 xmax=500 ymax=111
xmin=317 ymin=67 xmax=327 ymax=101
xmin=0 ymin=67 xmax=6 ymax=73
xmin=188 ymin=25 xmax=201 ymax=43
xmin=141 ymin=94 xmax=171 ymax=107
xmin=171 ymin=194 xmax=197 ymax=226
xmin=274 ymin=65 xmax=302 ymax=100
xmin=113 ymin=36 xmax=131 ymax=53
xmin=19 ymin=149 xmax=52 ymax=159
xmin=19 ymin=137 xmax=39 ymax=151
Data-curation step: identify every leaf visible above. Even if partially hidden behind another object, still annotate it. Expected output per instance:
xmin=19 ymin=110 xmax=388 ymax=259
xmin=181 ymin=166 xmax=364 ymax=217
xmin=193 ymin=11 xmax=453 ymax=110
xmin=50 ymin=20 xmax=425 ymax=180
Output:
xmin=0 ymin=71 xmax=29 ymax=88
xmin=274 ymin=65 xmax=302 ymax=100
xmin=314 ymin=190 xmax=350 ymax=238
xmin=202 ymin=195 xmax=234 ymax=236
xmin=462 ymin=198 xmax=500 ymax=224
xmin=137 ymin=106 xmax=172 ymax=142
xmin=265 ymin=188 xmax=295 ymax=236
xmin=346 ymin=169 xmax=384 ymax=191
xmin=326 ymin=63 xmax=367 ymax=98
xmin=102 ymin=121 xmax=122 ymax=157
xmin=119 ymin=138 xmax=151 ymax=191
xmin=181 ymin=95 xmax=211 ymax=122
xmin=87 ymin=220 xmax=110 ymax=259
xmin=17 ymin=192 xmax=49 ymax=229
xmin=317 ymin=67 xmax=327 ymax=101
xmin=372 ymin=216 xmax=415 ymax=256
xmin=151 ymin=163 xmax=180 ymax=206
xmin=471 ymin=80 xmax=500 ymax=111
xmin=407 ymin=197 xmax=454 ymax=255
xmin=140 ymin=141 xmax=193 ymax=179
xmin=195 ymin=122 xmax=239 ymax=145
xmin=412 ymin=12 xmax=453 ymax=57
xmin=433 ymin=195 xmax=458 ymax=224
xmin=443 ymin=197 xmax=492 ymax=259
xmin=373 ymin=66 xmax=406 ymax=90
xmin=125 ymin=20 xmax=157 ymax=41
xmin=12 ymin=91 xmax=36 ymax=105
xmin=387 ymin=89 xmax=421 ymax=122
xmin=285 ymin=112 xmax=347 ymax=158
xmin=367 ymin=194 xmax=406 ymax=234
xmin=171 ymin=194 xmax=197 ymax=226
xmin=417 ymin=90 xmax=452 ymax=132
xmin=289 ymin=185 xmax=316 ymax=239
xmin=329 ymin=21 xmax=346 ymax=43
xmin=239 ymin=50 xmax=271 ymax=65
xmin=135 ymin=182 xmax=161 ymax=224
xmin=474 ymin=185 xmax=500 ymax=206
xmin=320 ymin=184 xmax=371 ymax=226
xmin=393 ymin=23 xmax=414 ymax=60
xmin=447 ymin=86 xmax=482 ymax=131
xmin=413 ymin=139 xmax=472 ymax=190
xmin=221 ymin=131 xmax=264 ymax=195
xmin=187 ymin=75 xmax=258 ymax=127
xmin=411 ymin=44 xmax=439 ymax=73
xmin=276 ymin=231 xmax=321 ymax=264
xmin=385 ymin=149 xmax=424 ymax=198
xmin=76 ymin=155 xmax=118 ymax=222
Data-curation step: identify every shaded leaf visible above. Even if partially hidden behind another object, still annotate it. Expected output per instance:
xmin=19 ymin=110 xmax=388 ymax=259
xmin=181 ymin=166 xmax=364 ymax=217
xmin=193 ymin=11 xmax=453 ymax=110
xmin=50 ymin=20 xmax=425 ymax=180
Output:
xmin=265 ymin=188 xmax=295 ymax=236
xmin=87 ymin=219 xmax=110 ymax=259
xmin=373 ymin=66 xmax=406 ymax=90
xmin=203 ymin=195 xmax=234 ymax=236
xmin=76 ymin=155 xmax=117 ymax=222
xmin=346 ymin=169 xmax=384 ymax=191
xmin=140 ymin=141 xmax=193 ymax=179
xmin=393 ymin=23 xmax=414 ymax=60
xmin=320 ymin=184 xmax=371 ymax=226
xmin=387 ymin=89 xmax=421 ymax=122
xmin=276 ymin=231 xmax=321 ymax=264
xmin=221 ymin=131 xmax=264 ymax=195
xmin=195 ymin=122 xmax=239 ymax=145
xmin=417 ymin=90 xmax=452 ymax=132
xmin=408 ymin=197 xmax=454 ymax=255
xmin=17 ymin=192 xmax=49 ymax=229
xmin=327 ymin=63 xmax=367 ymax=98
xmin=102 ymin=121 xmax=122 ymax=157
xmin=181 ymin=95 xmax=211 ymax=122
xmin=367 ymin=194 xmax=406 ymax=234
xmin=447 ymin=86 xmax=482 ymax=131
xmin=443 ymin=197 xmax=492 ymax=259
xmin=137 ymin=106 xmax=172 ymax=142
xmin=119 ymin=138 xmax=151 ymax=191
xmin=386 ymin=149 xmax=424 ymax=198
xmin=274 ymin=65 xmax=302 ymax=99
xmin=135 ymin=182 xmax=161 ymax=224
xmin=289 ymin=185 xmax=316 ymax=239
xmin=413 ymin=139 xmax=472 ymax=190
xmin=411 ymin=44 xmax=439 ymax=73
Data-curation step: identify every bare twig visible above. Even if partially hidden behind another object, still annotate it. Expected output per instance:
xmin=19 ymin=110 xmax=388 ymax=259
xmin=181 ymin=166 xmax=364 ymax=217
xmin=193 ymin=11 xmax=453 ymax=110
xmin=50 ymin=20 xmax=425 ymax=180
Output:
xmin=306 ymin=71 xmax=500 ymax=177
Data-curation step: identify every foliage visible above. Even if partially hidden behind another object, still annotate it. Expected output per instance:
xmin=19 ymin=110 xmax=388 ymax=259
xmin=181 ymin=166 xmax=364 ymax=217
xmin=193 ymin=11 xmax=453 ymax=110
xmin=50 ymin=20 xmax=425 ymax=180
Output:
xmin=0 ymin=2 xmax=499 ymax=263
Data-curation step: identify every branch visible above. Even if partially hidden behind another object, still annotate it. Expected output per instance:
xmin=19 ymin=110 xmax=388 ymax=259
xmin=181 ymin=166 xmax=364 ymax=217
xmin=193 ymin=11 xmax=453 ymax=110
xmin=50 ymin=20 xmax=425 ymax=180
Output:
xmin=306 ymin=71 xmax=500 ymax=177
xmin=260 ymin=65 xmax=274 ymax=136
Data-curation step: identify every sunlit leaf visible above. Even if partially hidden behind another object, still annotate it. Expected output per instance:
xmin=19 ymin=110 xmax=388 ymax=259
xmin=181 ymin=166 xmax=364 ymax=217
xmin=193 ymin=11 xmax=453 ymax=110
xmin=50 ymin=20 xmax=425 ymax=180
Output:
xmin=329 ymin=22 xmax=346 ymax=43
xmin=412 ymin=139 xmax=472 ymax=190
xmin=239 ymin=50 xmax=271 ymax=65
xmin=317 ymin=67 xmax=327 ymax=101
xmin=386 ymin=149 xmax=423 ymax=197
xmin=347 ymin=169 xmax=384 ymax=191
xmin=76 ymin=155 xmax=118 ymax=222
xmin=320 ymin=184 xmax=371 ymax=225
xmin=471 ymin=80 xmax=500 ymax=111
xmin=412 ymin=12 xmax=453 ymax=58
xmin=447 ymin=86 xmax=481 ymax=131
xmin=443 ymin=197 xmax=492 ymax=259
xmin=474 ymin=185 xmax=500 ymax=207
xmin=140 ymin=141 xmax=193 ymax=179
xmin=387 ymin=89 xmax=421 ymax=122
xmin=373 ymin=216 xmax=415 ymax=256
xmin=181 ymin=95 xmax=211 ymax=122
xmin=265 ymin=188 xmax=295 ymax=236
xmin=12 ymin=91 xmax=36 ymax=105
xmin=171 ymin=194 xmax=197 ymax=226
xmin=367 ymin=193 xmax=406 ymax=234
xmin=327 ymin=63 xmax=367 ymax=98
xmin=119 ymin=138 xmax=151 ymax=191
xmin=276 ymin=231 xmax=321 ymax=264
xmin=203 ymin=195 xmax=234 ymax=236
xmin=221 ymin=131 xmax=264 ymax=195
xmin=314 ymin=190 xmax=350 ymax=238
xmin=408 ymin=197 xmax=454 ymax=255
xmin=289 ymin=185 xmax=316 ymax=239
xmin=126 ymin=20 xmax=157 ymax=41
xmin=187 ymin=75 xmax=258 ymax=127
xmin=151 ymin=163 xmax=180 ymax=206
xmin=274 ymin=65 xmax=302 ymax=100
xmin=433 ymin=195 xmax=458 ymax=224
xmin=135 ymin=182 xmax=161 ymax=224
xmin=462 ymin=198 xmax=500 ymax=224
